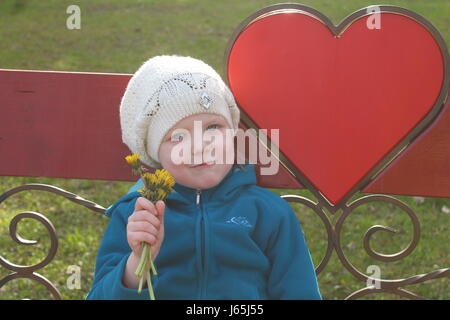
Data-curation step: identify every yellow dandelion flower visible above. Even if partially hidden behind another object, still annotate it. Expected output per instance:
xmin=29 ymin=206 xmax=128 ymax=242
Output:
xmin=166 ymin=175 xmax=175 ymax=187
xmin=150 ymin=174 xmax=160 ymax=187
xmin=156 ymin=169 xmax=175 ymax=188
xmin=142 ymin=174 xmax=153 ymax=188
xmin=156 ymin=189 xmax=167 ymax=200
xmin=153 ymin=169 xmax=162 ymax=182
xmin=125 ymin=154 xmax=140 ymax=167
xmin=142 ymin=172 xmax=150 ymax=181
xmin=125 ymin=154 xmax=143 ymax=176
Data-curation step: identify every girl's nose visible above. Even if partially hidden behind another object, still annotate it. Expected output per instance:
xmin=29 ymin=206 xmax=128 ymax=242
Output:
xmin=191 ymin=131 xmax=207 ymax=162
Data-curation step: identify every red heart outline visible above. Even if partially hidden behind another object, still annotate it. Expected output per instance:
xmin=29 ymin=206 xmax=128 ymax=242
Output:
xmin=224 ymin=4 xmax=449 ymax=212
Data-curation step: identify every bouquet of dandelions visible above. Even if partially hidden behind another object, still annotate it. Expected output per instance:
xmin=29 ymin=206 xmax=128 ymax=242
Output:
xmin=125 ymin=153 xmax=175 ymax=300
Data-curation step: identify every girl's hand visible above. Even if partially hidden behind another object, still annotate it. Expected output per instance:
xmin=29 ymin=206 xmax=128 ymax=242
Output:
xmin=126 ymin=197 xmax=165 ymax=261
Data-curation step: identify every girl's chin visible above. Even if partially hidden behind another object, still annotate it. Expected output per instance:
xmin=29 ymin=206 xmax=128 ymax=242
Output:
xmin=189 ymin=173 xmax=223 ymax=189
xmin=195 ymin=177 xmax=221 ymax=189
xmin=175 ymin=163 xmax=232 ymax=189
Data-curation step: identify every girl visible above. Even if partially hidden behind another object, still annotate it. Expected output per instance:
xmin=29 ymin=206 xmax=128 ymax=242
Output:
xmin=86 ymin=55 xmax=322 ymax=300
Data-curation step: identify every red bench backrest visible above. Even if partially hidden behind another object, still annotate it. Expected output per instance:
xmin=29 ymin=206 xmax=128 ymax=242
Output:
xmin=0 ymin=68 xmax=449 ymax=199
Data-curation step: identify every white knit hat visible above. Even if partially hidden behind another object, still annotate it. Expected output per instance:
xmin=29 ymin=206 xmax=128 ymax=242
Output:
xmin=120 ymin=55 xmax=241 ymax=169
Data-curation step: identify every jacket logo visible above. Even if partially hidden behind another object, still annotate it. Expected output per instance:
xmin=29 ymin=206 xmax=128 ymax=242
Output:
xmin=226 ymin=216 xmax=252 ymax=228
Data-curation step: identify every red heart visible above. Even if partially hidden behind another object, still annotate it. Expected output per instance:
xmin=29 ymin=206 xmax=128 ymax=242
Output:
xmin=226 ymin=5 xmax=447 ymax=205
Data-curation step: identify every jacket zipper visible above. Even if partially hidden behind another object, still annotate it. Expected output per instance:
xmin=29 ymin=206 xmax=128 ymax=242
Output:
xmin=196 ymin=189 xmax=201 ymax=205
xmin=196 ymin=189 xmax=206 ymax=299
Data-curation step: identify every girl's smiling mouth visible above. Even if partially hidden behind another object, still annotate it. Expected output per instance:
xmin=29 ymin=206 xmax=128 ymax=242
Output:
xmin=190 ymin=161 xmax=215 ymax=168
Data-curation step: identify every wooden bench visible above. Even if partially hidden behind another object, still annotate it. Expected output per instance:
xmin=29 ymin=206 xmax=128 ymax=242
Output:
xmin=0 ymin=4 xmax=450 ymax=299
xmin=1 ymin=4 xmax=449 ymax=300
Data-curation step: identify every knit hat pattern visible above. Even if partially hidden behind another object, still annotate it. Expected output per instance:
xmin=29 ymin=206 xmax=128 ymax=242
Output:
xmin=120 ymin=55 xmax=240 ymax=169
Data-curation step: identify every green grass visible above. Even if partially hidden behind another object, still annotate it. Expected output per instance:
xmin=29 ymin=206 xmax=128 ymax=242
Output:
xmin=0 ymin=0 xmax=449 ymax=300
xmin=0 ymin=0 xmax=448 ymax=76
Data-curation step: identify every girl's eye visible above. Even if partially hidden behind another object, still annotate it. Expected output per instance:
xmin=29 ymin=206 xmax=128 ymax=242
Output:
xmin=206 ymin=124 xmax=220 ymax=130
xmin=171 ymin=133 xmax=184 ymax=142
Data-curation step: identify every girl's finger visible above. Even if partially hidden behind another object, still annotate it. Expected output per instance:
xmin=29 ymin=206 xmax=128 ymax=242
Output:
xmin=134 ymin=197 xmax=157 ymax=215
xmin=155 ymin=200 xmax=165 ymax=217
xmin=129 ymin=210 xmax=160 ymax=227
xmin=128 ymin=221 xmax=158 ymax=235
xmin=129 ymin=232 xmax=156 ymax=247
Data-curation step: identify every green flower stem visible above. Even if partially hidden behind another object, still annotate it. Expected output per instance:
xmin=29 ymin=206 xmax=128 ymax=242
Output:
xmin=147 ymin=270 xmax=155 ymax=300
xmin=135 ymin=243 xmax=148 ymax=278
xmin=137 ymin=272 xmax=144 ymax=294
xmin=135 ymin=242 xmax=158 ymax=299
xmin=149 ymin=246 xmax=157 ymax=275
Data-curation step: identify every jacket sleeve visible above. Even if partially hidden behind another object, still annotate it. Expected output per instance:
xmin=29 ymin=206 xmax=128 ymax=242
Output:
xmin=85 ymin=196 xmax=157 ymax=300
xmin=265 ymin=198 xmax=322 ymax=300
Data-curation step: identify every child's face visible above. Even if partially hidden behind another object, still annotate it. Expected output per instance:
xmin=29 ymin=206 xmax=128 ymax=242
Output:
xmin=158 ymin=113 xmax=235 ymax=190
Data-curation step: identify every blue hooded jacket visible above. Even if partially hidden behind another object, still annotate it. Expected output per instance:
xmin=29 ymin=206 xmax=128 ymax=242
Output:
xmin=85 ymin=164 xmax=322 ymax=300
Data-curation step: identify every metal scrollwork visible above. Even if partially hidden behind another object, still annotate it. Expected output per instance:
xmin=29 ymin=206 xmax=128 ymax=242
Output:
xmin=1 ymin=182 xmax=448 ymax=299
xmin=0 ymin=183 xmax=106 ymax=299
xmin=282 ymin=193 xmax=450 ymax=300
xmin=0 ymin=184 xmax=106 ymax=214
xmin=0 ymin=211 xmax=61 ymax=299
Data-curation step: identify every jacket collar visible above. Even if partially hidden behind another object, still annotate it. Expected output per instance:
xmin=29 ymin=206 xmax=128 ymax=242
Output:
xmin=105 ymin=164 xmax=256 ymax=217
xmin=169 ymin=164 xmax=255 ymax=205
xmin=126 ymin=164 xmax=256 ymax=206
